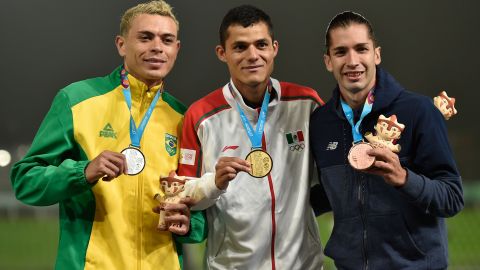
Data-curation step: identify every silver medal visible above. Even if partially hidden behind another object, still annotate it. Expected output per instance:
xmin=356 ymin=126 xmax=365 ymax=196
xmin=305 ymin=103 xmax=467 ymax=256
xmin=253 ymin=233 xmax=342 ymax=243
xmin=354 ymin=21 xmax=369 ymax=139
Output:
xmin=121 ymin=147 xmax=145 ymax=175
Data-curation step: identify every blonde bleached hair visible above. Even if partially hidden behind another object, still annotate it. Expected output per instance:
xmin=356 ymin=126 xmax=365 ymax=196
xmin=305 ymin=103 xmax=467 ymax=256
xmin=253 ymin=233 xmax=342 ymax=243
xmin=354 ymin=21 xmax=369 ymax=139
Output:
xmin=120 ymin=0 xmax=179 ymax=36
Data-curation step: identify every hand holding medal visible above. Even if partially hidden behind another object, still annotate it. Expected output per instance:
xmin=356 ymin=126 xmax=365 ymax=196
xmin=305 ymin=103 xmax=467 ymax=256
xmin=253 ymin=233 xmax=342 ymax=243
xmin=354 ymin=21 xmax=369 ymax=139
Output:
xmin=84 ymin=150 xmax=128 ymax=183
xmin=214 ymin=157 xmax=252 ymax=189
xmin=345 ymin=111 xmax=408 ymax=186
xmin=349 ymin=114 xmax=405 ymax=171
xmin=341 ymin=90 xmax=404 ymax=171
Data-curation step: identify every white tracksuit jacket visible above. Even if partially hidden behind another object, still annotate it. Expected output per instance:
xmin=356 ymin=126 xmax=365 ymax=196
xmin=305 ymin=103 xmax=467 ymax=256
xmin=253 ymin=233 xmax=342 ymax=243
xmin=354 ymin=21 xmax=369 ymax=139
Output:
xmin=179 ymin=78 xmax=324 ymax=270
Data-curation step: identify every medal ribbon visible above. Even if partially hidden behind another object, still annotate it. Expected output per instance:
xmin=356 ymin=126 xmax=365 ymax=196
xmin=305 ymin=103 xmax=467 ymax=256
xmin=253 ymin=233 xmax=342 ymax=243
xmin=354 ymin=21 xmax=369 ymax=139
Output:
xmin=121 ymin=68 xmax=161 ymax=148
xmin=228 ymin=82 xmax=271 ymax=149
xmin=340 ymin=90 xmax=375 ymax=143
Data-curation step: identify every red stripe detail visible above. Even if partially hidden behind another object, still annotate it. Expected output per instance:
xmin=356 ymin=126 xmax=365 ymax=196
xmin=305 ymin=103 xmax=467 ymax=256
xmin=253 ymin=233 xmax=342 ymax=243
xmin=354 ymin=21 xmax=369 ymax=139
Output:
xmin=262 ymin=134 xmax=276 ymax=270
xmin=186 ymin=88 xmax=231 ymax=132
xmin=297 ymin=130 xmax=304 ymax=142
xmin=279 ymin=82 xmax=325 ymax=105
xmin=221 ymin=145 xmax=239 ymax=152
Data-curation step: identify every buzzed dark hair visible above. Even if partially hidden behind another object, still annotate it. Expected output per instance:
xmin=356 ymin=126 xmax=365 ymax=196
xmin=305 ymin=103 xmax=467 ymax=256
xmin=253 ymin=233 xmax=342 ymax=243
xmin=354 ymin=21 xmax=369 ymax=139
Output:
xmin=325 ymin=11 xmax=378 ymax=54
xmin=219 ymin=5 xmax=275 ymax=47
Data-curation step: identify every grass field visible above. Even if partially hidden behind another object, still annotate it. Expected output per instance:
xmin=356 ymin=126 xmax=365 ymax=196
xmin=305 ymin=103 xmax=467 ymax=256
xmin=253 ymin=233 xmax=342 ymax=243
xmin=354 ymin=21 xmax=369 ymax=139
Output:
xmin=0 ymin=219 xmax=57 ymax=270
xmin=1 ymin=209 xmax=479 ymax=270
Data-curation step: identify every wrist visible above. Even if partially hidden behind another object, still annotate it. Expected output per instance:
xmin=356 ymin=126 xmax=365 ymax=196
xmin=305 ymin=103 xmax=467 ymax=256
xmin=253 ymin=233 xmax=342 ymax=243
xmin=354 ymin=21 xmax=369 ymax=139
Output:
xmin=84 ymin=162 xmax=99 ymax=185
xmin=215 ymin=179 xmax=228 ymax=190
xmin=394 ymin=167 xmax=408 ymax=188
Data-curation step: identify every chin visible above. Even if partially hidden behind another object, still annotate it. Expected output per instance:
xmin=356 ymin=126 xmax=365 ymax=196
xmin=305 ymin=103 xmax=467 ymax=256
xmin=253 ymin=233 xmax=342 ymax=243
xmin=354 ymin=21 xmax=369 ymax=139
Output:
xmin=248 ymin=76 xmax=269 ymax=85
xmin=345 ymin=82 xmax=367 ymax=92
xmin=145 ymin=71 xmax=167 ymax=80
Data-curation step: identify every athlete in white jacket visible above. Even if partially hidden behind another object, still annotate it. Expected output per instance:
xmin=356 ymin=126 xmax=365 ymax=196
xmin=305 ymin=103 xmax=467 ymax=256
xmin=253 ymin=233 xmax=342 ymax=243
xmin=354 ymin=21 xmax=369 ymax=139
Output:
xmin=178 ymin=5 xmax=324 ymax=270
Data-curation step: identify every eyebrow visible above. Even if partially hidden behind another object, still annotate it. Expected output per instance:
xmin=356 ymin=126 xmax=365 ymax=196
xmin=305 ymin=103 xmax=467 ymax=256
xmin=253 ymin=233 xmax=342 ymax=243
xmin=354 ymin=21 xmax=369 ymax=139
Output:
xmin=354 ymin=43 xmax=370 ymax=48
xmin=255 ymin=38 xmax=270 ymax=43
xmin=332 ymin=43 xmax=370 ymax=52
xmin=231 ymin=38 xmax=270 ymax=46
xmin=229 ymin=40 xmax=247 ymax=48
xmin=136 ymin=30 xmax=177 ymax=38
xmin=331 ymin=46 xmax=346 ymax=52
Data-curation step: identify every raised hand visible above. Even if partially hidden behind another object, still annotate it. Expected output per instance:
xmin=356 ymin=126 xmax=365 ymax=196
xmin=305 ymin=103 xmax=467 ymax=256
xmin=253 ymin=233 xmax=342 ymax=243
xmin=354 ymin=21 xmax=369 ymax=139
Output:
xmin=214 ymin=157 xmax=251 ymax=190
xmin=84 ymin=150 xmax=128 ymax=183
xmin=365 ymin=147 xmax=407 ymax=187
xmin=163 ymin=197 xmax=195 ymax=235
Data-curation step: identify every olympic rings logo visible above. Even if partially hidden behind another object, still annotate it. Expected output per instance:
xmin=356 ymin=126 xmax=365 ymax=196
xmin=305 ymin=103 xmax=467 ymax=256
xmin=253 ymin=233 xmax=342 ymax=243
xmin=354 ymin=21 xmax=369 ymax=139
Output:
xmin=289 ymin=143 xmax=305 ymax=152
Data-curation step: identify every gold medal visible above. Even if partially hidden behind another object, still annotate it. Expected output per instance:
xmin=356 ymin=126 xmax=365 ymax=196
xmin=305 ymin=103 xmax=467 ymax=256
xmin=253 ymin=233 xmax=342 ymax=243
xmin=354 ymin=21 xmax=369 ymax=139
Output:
xmin=245 ymin=149 xmax=273 ymax=178
xmin=347 ymin=142 xmax=375 ymax=170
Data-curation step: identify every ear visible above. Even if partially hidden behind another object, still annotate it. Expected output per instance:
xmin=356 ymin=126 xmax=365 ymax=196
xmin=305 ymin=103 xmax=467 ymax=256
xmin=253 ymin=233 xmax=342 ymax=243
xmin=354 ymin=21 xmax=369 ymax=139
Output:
xmin=215 ymin=45 xmax=227 ymax=63
xmin=176 ymin=40 xmax=181 ymax=51
xmin=115 ymin=35 xmax=126 ymax=57
xmin=324 ymin=54 xmax=333 ymax=72
xmin=374 ymin=46 xmax=381 ymax=65
xmin=272 ymin=40 xmax=279 ymax=58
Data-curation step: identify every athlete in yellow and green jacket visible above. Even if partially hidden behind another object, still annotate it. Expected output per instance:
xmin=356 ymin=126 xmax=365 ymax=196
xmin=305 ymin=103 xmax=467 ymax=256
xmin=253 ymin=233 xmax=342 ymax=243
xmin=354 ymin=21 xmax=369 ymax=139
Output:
xmin=11 ymin=1 xmax=207 ymax=269
xmin=10 ymin=65 xmax=206 ymax=269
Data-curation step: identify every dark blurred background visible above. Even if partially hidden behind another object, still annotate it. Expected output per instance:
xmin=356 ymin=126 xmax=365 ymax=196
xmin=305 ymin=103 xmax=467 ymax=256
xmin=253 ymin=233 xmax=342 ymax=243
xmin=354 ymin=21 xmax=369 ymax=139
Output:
xmin=0 ymin=1 xmax=479 ymax=269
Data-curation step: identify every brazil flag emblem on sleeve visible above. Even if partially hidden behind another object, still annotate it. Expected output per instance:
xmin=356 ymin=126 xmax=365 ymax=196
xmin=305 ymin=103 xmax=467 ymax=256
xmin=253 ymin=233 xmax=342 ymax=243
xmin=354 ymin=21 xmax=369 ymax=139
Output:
xmin=165 ymin=133 xmax=178 ymax=156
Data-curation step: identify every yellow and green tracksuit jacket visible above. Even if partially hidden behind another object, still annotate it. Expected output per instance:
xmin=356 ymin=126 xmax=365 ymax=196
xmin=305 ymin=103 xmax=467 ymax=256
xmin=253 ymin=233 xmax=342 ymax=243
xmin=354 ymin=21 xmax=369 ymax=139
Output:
xmin=10 ymin=66 xmax=206 ymax=270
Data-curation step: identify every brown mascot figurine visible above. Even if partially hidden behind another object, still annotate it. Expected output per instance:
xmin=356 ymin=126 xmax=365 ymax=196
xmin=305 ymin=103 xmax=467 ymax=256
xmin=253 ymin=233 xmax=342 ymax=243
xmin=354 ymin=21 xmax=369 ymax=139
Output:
xmin=365 ymin=114 xmax=405 ymax=153
xmin=154 ymin=171 xmax=187 ymax=230
xmin=434 ymin=91 xmax=457 ymax=120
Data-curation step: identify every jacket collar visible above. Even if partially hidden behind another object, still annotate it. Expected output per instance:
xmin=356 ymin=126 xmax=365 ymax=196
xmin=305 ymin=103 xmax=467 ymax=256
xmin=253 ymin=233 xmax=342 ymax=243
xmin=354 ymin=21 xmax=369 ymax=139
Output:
xmin=225 ymin=78 xmax=281 ymax=112
xmin=127 ymin=74 xmax=162 ymax=97
xmin=110 ymin=65 xmax=162 ymax=97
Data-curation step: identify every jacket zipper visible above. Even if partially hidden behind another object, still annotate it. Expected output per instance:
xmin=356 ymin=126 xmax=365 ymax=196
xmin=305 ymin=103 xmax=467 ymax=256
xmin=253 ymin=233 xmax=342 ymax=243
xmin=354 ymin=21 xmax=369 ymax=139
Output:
xmin=358 ymin=122 xmax=369 ymax=270
xmin=136 ymin=89 xmax=150 ymax=269
xmin=257 ymin=106 xmax=276 ymax=270
xmin=358 ymin=174 xmax=369 ymax=270
xmin=137 ymin=171 xmax=143 ymax=270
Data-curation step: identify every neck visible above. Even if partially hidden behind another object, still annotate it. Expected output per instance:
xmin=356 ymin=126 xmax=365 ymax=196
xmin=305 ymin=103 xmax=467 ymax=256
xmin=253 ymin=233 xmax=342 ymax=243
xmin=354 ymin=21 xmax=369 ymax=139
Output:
xmin=233 ymin=79 xmax=269 ymax=106
xmin=340 ymin=88 xmax=370 ymax=110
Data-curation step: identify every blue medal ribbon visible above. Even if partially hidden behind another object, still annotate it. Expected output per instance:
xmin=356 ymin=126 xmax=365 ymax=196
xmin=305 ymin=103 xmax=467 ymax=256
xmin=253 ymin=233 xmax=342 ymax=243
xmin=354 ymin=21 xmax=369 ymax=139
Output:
xmin=340 ymin=90 xmax=375 ymax=143
xmin=229 ymin=82 xmax=271 ymax=149
xmin=121 ymin=68 xmax=161 ymax=148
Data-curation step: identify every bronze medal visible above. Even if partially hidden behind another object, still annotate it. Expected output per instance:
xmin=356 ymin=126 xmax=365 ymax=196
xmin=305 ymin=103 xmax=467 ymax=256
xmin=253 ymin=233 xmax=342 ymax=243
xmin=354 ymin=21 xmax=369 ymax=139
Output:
xmin=121 ymin=146 xmax=146 ymax=175
xmin=347 ymin=142 xmax=375 ymax=170
xmin=245 ymin=149 xmax=273 ymax=178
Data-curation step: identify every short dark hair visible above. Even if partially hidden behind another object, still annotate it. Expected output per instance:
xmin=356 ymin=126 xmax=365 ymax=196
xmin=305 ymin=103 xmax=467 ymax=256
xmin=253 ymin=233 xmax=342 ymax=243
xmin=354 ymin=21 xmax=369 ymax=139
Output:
xmin=219 ymin=5 xmax=274 ymax=47
xmin=325 ymin=11 xmax=378 ymax=54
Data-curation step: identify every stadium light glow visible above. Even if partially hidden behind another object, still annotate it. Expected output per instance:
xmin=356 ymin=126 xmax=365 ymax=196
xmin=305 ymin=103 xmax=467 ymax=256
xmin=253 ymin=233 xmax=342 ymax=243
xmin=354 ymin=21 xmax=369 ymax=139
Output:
xmin=0 ymin=149 xmax=12 ymax=167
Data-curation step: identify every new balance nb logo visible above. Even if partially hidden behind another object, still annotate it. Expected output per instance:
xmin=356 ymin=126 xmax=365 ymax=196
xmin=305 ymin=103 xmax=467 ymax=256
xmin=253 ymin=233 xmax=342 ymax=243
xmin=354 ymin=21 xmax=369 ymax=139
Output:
xmin=99 ymin=123 xmax=117 ymax=139
xmin=326 ymin=142 xmax=338 ymax=150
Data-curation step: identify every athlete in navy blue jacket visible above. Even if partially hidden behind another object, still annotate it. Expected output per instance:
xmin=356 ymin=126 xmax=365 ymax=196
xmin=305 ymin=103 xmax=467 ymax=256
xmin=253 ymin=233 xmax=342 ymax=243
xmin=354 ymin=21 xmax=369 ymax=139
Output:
xmin=310 ymin=11 xmax=464 ymax=270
